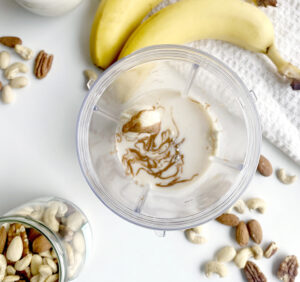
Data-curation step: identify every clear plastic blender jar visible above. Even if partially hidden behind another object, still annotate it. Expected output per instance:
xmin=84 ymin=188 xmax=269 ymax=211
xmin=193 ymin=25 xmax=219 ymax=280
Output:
xmin=77 ymin=45 xmax=261 ymax=231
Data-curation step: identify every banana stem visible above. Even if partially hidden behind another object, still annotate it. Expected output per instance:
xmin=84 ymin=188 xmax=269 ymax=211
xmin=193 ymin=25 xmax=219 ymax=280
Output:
xmin=266 ymin=44 xmax=300 ymax=81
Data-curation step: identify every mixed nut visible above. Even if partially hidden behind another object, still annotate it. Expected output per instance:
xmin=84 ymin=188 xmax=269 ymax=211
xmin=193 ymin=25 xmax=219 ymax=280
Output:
xmin=0 ymin=36 xmax=54 ymax=104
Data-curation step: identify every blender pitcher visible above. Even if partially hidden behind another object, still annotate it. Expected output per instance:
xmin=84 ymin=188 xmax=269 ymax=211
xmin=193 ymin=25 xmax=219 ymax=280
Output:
xmin=77 ymin=45 xmax=261 ymax=232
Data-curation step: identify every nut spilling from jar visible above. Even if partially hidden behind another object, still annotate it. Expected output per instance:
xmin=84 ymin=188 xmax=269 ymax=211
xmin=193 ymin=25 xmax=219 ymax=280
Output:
xmin=0 ymin=223 xmax=59 ymax=282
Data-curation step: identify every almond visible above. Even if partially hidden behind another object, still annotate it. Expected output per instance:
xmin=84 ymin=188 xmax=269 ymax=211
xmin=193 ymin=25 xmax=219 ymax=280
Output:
xmin=216 ymin=213 xmax=239 ymax=226
xmin=0 ymin=226 xmax=7 ymax=254
xmin=32 ymin=235 xmax=52 ymax=254
xmin=0 ymin=36 xmax=22 ymax=48
xmin=247 ymin=220 xmax=263 ymax=244
xmin=257 ymin=155 xmax=272 ymax=176
xmin=236 ymin=221 xmax=249 ymax=246
xmin=28 ymin=228 xmax=41 ymax=243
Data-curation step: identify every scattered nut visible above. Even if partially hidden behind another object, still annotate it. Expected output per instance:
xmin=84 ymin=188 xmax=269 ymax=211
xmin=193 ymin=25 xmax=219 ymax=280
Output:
xmin=291 ymin=79 xmax=300 ymax=91
xmin=0 ymin=36 xmax=22 ymax=48
xmin=231 ymin=199 xmax=247 ymax=214
xmin=6 ymin=265 xmax=16 ymax=275
xmin=216 ymin=246 xmax=236 ymax=263
xmin=3 ymin=275 xmax=20 ymax=282
xmin=184 ymin=225 xmax=206 ymax=244
xmin=234 ymin=248 xmax=254 ymax=269
xmin=205 ymin=261 xmax=228 ymax=278
xmin=34 ymin=50 xmax=53 ymax=79
xmin=32 ymin=235 xmax=52 ymax=254
xmin=244 ymin=261 xmax=267 ymax=282
xmin=1 ymin=85 xmax=16 ymax=104
xmin=9 ymin=76 xmax=29 ymax=89
xmin=247 ymin=220 xmax=263 ymax=244
xmin=216 ymin=213 xmax=239 ymax=226
xmin=276 ymin=168 xmax=298 ymax=184
xmin=255 ymin=0 xmax=277 ymax=7
xmin=4 ymin=62 xmax=28 ymax=80
xmin=257 ymin=155 xmax=273 ymax=176
xmin=236 ymin=221 xmax=249 ymax=247
xmin=14 ymin=44 xmax=34 ymax=60
xmin=264 ymin=242 xmax=278 ymax=258
xmin=277 ymin=255 xmax=298 ymax=282
xmin=246 ymin=198 xmax=266 ymax=214
xmin=251 ymin=245 xmax=263 ymax=260
xmin=84 ymin=69 xmax=98 ymax=89
xmin=0 ymin=254 xmax=7 ymax=280
xmin=0 ymin=51 xmax=10 ymax=70
xmin=6 ymin=236 xmax=23 ymax=262
xmin=0 ymin=226 xmax=7 ymax=254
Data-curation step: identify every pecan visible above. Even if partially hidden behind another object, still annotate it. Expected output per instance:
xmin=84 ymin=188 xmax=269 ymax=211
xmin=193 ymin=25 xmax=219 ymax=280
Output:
xmin=264 ymin=242 xmax=278 ymax=258
xmin=20 ymin=225 xmax=30 ymax=257
xmin=244 ymin=261 xmax=267 ymax=282
xmin=0 ymin=36 xmax=22 ymax=48
xmin=34 ymin=50 xmax=54 ymax=79
xmin=277 ymin=255 xmax=298 ymax=282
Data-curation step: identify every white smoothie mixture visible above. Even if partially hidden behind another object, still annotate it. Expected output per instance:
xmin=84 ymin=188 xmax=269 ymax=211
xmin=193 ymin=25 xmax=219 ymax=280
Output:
xmin=115 ymin=89 xmax=217 ymax=188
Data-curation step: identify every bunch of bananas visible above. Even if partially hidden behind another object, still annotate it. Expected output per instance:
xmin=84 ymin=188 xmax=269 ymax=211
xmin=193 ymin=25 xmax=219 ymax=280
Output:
xmin=90 ymin=0 xmax=300 ymax=86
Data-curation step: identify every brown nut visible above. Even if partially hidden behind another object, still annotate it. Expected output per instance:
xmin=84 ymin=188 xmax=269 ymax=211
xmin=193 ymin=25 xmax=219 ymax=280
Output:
xmin=216 ymin=213 xmax=239 ymax=227
xmin=34 ymin=50 xmax=53 ymax=79
xmin=236 ymin=221 xmax=249 ymax=246
xmin=0 ymin=36 xmax=22 ymax=48
xmin=0 ymin=81 xmax=2 ymax=91
xmin=244 ymin=261 xmax=267 ymax=282
xmin=277 ymin=255 xmax=298 ymax=282
xmin=257 ymin=155 xmax=273 ymax=177
xmin=291 ymin=79 xmax=300 ymax=91
xmin=264 ymin=242 xmax=278 ymax=258
xmin=28 ymin=228 xmax=41 ymax=242
xmin=247 ymin=220 xmax=263 ymax=244
xmin=0 ymin=226 xmax=7 ymax=254
xmin=32 ymin=235 xmax=52 ymax=253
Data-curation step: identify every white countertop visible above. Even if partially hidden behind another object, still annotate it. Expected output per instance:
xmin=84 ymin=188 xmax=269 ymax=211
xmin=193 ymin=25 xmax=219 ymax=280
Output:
xmin=0 ymin=1 xmax=299 ymax=281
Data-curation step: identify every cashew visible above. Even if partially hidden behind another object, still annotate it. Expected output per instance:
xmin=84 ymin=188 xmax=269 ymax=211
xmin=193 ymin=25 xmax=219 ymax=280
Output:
xmin=276 ymin=168 xmax=298 ymax=184
xmin=45 ymin=274 xmax=59 ymax=282
xmin=205 ymin=261 xmax=228 ymax=278
xmin=3 ymin=275 xmax=20 ymax=282
xmin=14 ymin=253 xmax=32 ymax=271
xmin=43 ymin=258 xmax=57 ymax=273
xmin=72 ymin=231 xmax=85 ymax=254
xmin=50 ymin=249 xmax=57 ymax=259
xmin=1 ymin=85 xmax=16 ymax=104
xmin=251 ymin=245 xmax=263 ymax=260
xmin=67 ymin=252 xmax=82 ymax=279
xmin=14 ymin=44 xmax=34 ymax=60
xmin=6 ymin=236 xmax=23 ymax=262
xmin=66 ymin=212 xmax=84 ymax=232
xmin=43 ymin=203 xmax=60 ymax=232
xmin=15 ymin=206 xmax=34 ymax=217
xmin=9 ymin=76 xmax=29 ymax=89
xmin=4 ymin=62 xmax=28 ymax=79
xmin=31 ymin=206 xmax=45 ymax=221
xmin=49 ymin=201 xmax=68 ymax=217
xmin=0 ymin=254 xmax=7 ymax=280
xmin=65 ymin=242 xmax=75 ymax=266
xmin=0 ymin=51 xmax=10 ymax=69
xmin=232 ymin=199 xmax=247 ymax=214
xmin=84 ymin=69 xmax=98 ymax=89
xmin=184 ymin=225 xmax=207 ymax=244
xmin=216 ymin=246 xmax=236 ymax=262
xmin=39 ymin=250 xmax=52 ymax=258
xmin=246 ymin=198 xmax=266 ymax=214
xmin=30 ymin=275 xmax=40 ymax=282
xmin=6 ymin=265 xmax=16 ymax=276
xmin=31 ymin=255 xmax=42 ymax=276
xmin=234 ymin=247 xmax=254 ymax=268
xmin=39 ymin=265 xmax=52 ymax=277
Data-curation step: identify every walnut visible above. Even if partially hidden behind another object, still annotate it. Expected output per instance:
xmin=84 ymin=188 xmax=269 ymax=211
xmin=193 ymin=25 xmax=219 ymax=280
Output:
xmin=34 ymin=50 xmax=54 ymax=79
xmin=244 ymin=261 xmax=267 ymax=282
xmin=277 ymin=255 xmax=299 ymax=282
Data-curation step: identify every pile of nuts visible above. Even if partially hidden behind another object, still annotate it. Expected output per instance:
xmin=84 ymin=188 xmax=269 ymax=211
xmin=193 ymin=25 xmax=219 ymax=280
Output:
xmin=184 ymin=153 xmax=299 ymax=282
xmin=13 ymin=200 xmax=86 ymax=279
xmin=0 ymin=36 xmax=53 ymax=104
xmin=0 ymin=223 xmax=59 ymax=282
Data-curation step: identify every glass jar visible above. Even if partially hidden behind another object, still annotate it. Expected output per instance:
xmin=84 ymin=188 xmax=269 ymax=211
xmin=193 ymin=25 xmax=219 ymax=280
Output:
xmin=0 ymin=197 xmax=91 ymax=281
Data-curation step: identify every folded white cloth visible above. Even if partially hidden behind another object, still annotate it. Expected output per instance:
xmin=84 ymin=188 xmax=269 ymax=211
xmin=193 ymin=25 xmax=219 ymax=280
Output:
xmin=152 ymin=0 xmax=300 ymax=165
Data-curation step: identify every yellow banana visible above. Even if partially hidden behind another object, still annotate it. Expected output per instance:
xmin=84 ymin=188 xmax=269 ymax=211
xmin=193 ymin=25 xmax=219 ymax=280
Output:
xmin=119 ymin=0 xmax=300 ymax=82
xmin=90 ymin=0 xmax=163 ymax=69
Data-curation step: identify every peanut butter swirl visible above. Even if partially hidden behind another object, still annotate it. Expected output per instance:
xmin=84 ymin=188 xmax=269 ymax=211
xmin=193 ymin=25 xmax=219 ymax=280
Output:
xmin=118 ymin=108 xmax=198 ymax=187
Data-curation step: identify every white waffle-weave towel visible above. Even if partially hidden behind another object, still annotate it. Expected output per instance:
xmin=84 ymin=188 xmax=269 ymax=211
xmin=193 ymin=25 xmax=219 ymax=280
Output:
xmin=151 ymin=0 xmax=300 ymax=165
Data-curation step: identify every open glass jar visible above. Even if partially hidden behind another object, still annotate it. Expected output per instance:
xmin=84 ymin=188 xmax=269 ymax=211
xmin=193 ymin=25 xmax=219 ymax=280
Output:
xmin=0 ymin=197 xmax=91 ymax=281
